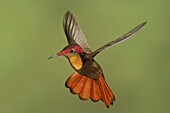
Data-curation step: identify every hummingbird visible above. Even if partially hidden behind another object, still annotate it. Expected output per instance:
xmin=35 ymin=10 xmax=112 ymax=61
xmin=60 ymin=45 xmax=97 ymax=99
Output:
xmin=49 ymin=11 xmax=146 ymax=108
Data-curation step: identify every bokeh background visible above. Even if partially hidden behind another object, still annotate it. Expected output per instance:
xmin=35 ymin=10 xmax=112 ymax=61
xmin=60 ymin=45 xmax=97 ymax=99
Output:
xmin=0 ymin=0 xmax=170 ymax=113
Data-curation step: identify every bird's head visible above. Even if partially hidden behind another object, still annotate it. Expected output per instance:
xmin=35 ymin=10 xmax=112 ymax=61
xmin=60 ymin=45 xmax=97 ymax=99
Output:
xmin=48 ymin=44 xmax=83 ymax=60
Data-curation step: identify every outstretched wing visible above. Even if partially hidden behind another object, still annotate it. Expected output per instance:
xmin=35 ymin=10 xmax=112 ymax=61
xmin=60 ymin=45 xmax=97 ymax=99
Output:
xmin=63 ymin=11 xmax=92 ymax=53
xmin=91 ymin=21 xmax=147 ymax=57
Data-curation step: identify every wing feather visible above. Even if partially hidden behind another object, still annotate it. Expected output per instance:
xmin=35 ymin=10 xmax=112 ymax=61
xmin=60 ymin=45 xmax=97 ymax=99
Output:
xmin=91 ymin=21 xmax=147 ymax=57
xmin=63 ymin=11 xmax=91 ymax=53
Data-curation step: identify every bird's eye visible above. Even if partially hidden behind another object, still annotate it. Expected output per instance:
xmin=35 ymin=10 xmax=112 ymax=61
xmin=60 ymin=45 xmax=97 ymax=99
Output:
xmin=70 ymin=49 xmax=75 ymax=53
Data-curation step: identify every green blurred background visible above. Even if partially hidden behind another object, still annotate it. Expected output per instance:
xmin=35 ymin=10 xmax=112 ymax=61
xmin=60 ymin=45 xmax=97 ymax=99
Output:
xmin=0 ymin=0 xmax=170 ymax=113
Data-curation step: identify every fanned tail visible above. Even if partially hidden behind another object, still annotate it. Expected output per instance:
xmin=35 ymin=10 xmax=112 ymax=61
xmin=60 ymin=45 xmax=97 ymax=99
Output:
xmin=65 ymin=72 xmax=115 ymax=108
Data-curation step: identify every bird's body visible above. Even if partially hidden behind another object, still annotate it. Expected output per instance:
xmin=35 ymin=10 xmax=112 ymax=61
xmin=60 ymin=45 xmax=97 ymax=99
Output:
xmin=67 ymin=50 xmax=103 ymax=79
xmin=49 ymin=11 xmax=146 ymax=108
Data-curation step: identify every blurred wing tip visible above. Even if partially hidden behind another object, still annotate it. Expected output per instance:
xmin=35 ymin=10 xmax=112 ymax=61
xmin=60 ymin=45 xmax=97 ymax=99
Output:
xmin=137 ymin=21 xmax=147 ymax=29
xmin=64 ymin=11 xmax=73 ymax=23
xmin=143 ymin=21 xmax=147 ymax=24
xmin=140 ymin=21 xmax=147 ymax=26
xmin=66 ymin=10 xmax=71 ymax=13
xmin=65 ymin=10 xmax=72 ymax=15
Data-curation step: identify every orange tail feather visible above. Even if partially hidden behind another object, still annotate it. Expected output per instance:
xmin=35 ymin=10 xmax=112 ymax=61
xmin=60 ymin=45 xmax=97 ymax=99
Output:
xmin=72 ymin=76 xmax=87 ymax=94
xmin=66 ymin=72 xmax=82 ymax=89
xmin=90 ymin=80 xmax=101 ymax=101
xmin=65 ymin=72 xmax=115 ymax=108
xmin=98 ymin=75 xmax=115 ymax=107
xmin=79 ymin=78 xmax=92 ymax=100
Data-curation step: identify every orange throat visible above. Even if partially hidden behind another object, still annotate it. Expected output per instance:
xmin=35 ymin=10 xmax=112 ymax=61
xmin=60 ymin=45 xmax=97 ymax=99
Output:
xmin=66 ymin=54 xmax=83 ymax=71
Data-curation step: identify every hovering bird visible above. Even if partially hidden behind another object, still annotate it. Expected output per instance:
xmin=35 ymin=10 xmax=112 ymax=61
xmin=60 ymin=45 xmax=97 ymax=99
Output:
xmin=49 ymin=11 xmax=146 ymax=108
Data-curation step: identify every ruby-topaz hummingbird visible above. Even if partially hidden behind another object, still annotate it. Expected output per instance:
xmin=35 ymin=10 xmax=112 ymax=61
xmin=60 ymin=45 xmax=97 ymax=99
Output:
xmin=49 ymin=11 xmax=146 ymax=108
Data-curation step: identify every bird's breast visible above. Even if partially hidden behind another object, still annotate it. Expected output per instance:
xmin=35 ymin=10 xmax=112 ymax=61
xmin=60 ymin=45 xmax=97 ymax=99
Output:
xmin=67 ymin=54 xmax=83 ymax=71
